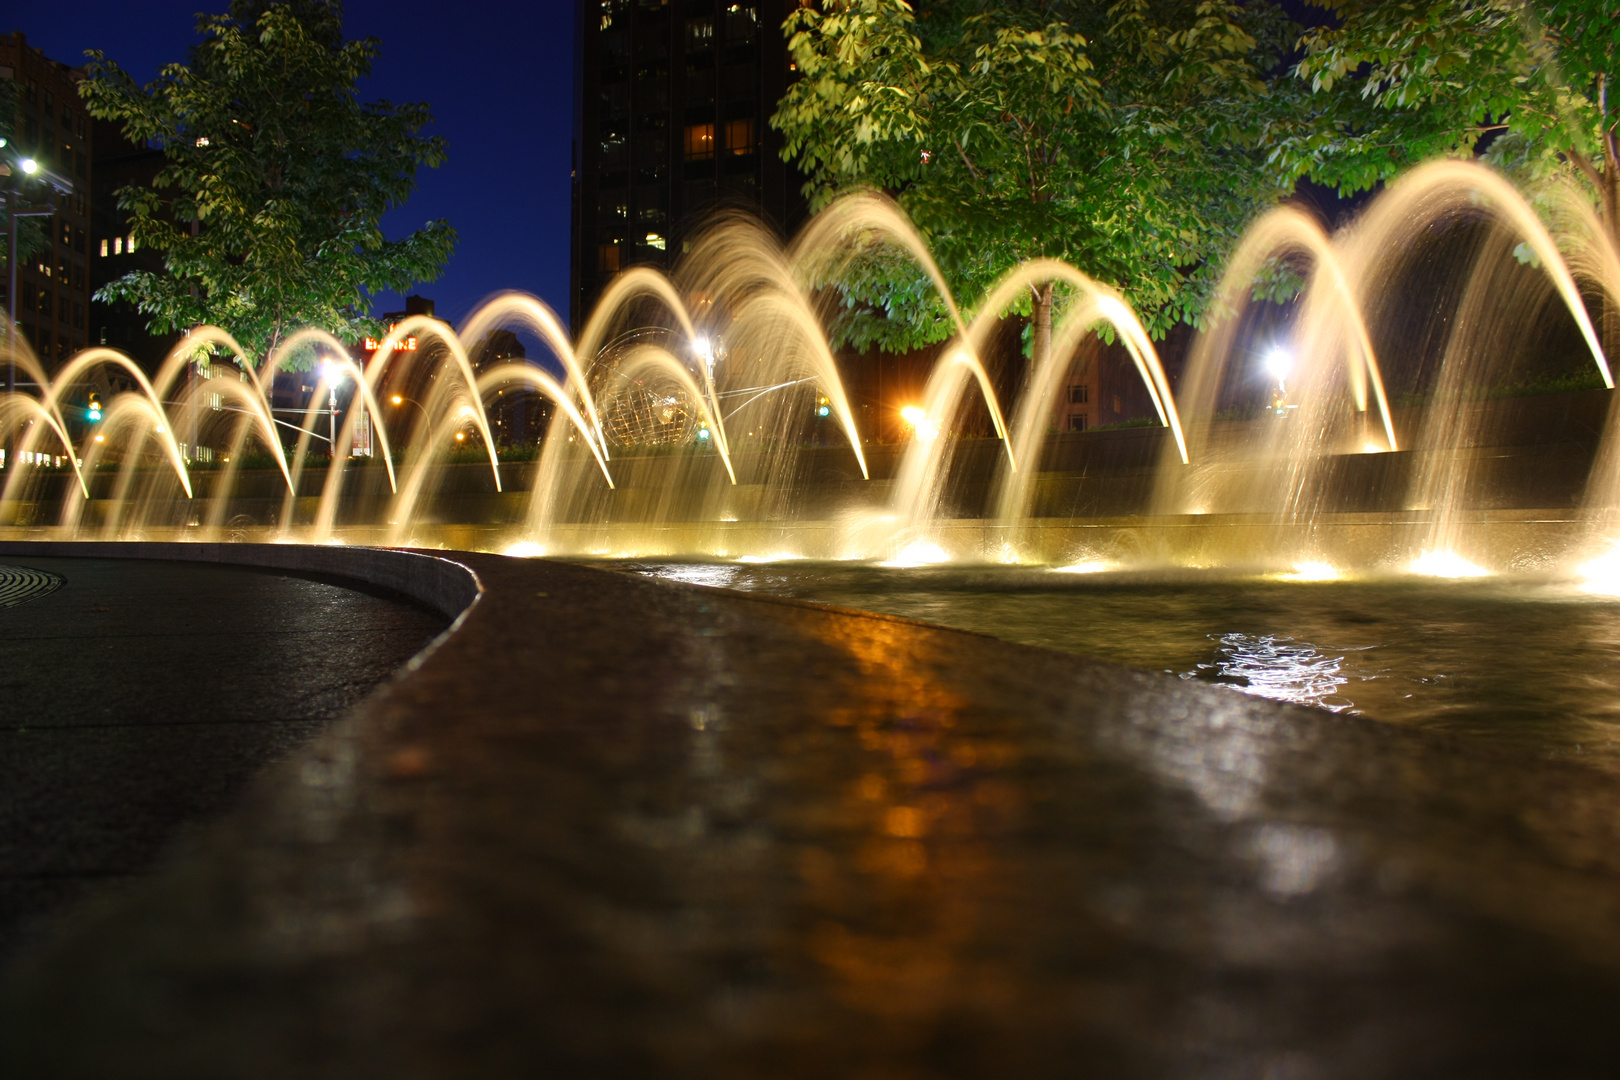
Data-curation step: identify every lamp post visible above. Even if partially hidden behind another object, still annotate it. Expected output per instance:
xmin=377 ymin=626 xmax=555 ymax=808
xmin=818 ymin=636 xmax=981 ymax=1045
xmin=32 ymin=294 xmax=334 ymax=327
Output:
xmin=389 ymin=393 xmax=430 ymax=430
xmin=319 ymin=359 xmax=344 ymax=453
xmin=6 ymin=157 xmax=73 ymax=387
xmin=4 ymin=148 xmax=74 ymax=470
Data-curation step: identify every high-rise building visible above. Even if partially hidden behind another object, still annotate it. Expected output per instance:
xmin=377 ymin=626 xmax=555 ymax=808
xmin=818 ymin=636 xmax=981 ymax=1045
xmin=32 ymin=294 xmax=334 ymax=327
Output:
xmin=571 ymin=0 xmax=807 ymax=329
xmin=1 ymin=31 xmax=94 ymax=368
xmin=89 ymin=117 xmax=170 ymax=370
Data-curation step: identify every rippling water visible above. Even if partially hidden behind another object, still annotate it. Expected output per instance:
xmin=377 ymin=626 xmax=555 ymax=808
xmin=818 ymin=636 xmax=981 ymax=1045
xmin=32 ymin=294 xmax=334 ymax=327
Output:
xmin=626 ymin=562 xmax=1620 ymax=770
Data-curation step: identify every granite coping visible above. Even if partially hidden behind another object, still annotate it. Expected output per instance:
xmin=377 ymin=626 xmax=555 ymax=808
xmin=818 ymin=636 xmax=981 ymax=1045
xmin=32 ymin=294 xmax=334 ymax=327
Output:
xmin=1 ymin=541 xmax=1618 ymax=1077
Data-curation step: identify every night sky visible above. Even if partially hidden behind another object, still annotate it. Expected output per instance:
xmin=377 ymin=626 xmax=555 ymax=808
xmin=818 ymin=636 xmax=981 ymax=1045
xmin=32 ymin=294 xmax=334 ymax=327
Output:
xmin=15 ymin=0 xmax=579 ymax=329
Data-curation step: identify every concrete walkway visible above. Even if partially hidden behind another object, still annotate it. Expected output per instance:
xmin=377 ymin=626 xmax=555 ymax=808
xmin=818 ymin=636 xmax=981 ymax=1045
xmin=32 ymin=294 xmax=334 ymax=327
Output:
xmin=1 ymin=544 xmax=1618 ymax=1077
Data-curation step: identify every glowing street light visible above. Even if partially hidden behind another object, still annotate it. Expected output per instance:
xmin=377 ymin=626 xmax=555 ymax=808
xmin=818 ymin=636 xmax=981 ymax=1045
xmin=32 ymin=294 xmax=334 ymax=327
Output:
xmin=1265 ymin=345 xmax=1295 ymax=416
xmin=5 ymin=151 xmax=73 ymax=401
xmin=318 ymin=358 xmax=345 ymax=450
xmin=388 ymin=392 xmax=429 ymax=434
xmin=1265 ymin=345 xmax=1293 ymax=386
xmin=900 ymin=404 xmax=938 ymax=442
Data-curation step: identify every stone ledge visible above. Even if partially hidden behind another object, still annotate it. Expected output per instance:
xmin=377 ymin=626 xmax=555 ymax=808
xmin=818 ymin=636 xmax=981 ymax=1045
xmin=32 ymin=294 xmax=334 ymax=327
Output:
xmin=1 ymin=542 xmax=1618 ymax=1076
xmin=0 ymin=540 xmax=481 ymax=623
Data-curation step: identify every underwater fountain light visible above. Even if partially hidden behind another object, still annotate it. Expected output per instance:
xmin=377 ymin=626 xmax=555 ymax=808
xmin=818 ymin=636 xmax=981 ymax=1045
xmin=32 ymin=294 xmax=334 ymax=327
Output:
xmin=883 ymin=540 xmax=951 ymax=567
xmin=1277 ymin=561 xmax=1342 ymax=582
xmin=1410 ymin=550 xmax=1490 ymax=578
xmin=1053 ymin=560 xmax=1116 ymax=575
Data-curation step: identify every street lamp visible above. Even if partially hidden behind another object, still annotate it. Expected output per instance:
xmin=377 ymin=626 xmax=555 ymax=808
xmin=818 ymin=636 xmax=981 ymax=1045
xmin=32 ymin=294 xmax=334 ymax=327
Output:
xmin=1265 ymin=345 xmax=1294 ymax=415
xmin=389 ymin=393 xmax=430 ymax=439
xmin=319 ymin=359 xmax=345 ymax=451
xmin=4 ymin=145 xmax=74 ymax=464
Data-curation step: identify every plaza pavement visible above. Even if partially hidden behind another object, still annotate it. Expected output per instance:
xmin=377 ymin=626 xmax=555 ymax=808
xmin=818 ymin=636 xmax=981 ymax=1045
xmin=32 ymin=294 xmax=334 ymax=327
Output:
xmin=0 ymin=542 xmax=1617 ymax=1077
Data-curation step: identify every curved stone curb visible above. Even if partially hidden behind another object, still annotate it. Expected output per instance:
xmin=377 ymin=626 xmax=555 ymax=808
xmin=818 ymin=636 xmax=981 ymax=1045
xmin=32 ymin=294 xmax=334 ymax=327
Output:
xmin=1 ymin=543 xmax=1619 ymax=1077
xmin=0 ymin=540 xmax=481 ymax=623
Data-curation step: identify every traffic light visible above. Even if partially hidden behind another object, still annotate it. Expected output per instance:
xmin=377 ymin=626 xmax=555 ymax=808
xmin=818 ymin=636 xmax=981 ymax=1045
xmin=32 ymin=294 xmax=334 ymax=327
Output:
xmin=87 ymin=392 xmax=102 ymax=423
xmin=815 ymin=394 xmax=831 ymax=418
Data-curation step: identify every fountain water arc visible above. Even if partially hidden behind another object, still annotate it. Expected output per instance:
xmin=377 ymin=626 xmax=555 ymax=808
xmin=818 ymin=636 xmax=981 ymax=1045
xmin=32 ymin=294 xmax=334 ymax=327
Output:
xmin=261 ymin=329 xmax=392 ymax=490
xmin=1368 ymin=161 xmax=1611 ymax=386
xmin=0 ymin=395 xmax=89 ymax=503
xmin=47 ymin=345 xmax=195 ymax=498
xmin=474 ymin=362 xmax=616 ymax=486
xmin=463 ymin=290 xmax=613 ymax=457
xmin=175 ymin=326 xmax=298 ymax=492
xmin=788 ymin=191 xmax=1010 ymax=456
xmin=614 ymin=346 xmax=737 ymax=484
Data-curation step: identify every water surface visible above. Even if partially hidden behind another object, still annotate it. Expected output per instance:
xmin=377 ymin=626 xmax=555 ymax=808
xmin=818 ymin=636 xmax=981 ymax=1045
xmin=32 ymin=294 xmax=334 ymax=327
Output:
xmin=627 ymin=561 xmax=1620 ymax=770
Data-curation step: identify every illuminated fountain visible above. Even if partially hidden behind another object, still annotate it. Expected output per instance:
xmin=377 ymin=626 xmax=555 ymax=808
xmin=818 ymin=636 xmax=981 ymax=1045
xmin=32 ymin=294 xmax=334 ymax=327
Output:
xmin=4 ymin=160 xmax=1620 ymax=586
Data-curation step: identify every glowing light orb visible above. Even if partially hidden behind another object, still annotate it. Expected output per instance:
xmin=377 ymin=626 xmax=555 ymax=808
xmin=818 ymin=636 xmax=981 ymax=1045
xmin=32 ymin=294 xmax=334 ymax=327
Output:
xmin=1277 ymin=560 xmax=1342 ymax=582
xmin=1410 ymin=550 xmax=1489 ymax=578
xmin=1053 ymin=560 xmax=1115 ymax=575
xmin=1265 ymin=346 xmax=1293 ymax=382
xmin=883 ymin=541 xmax=950 ymax=567
xmin=1575 ymin=546 xmax=1620 ymax=595
xmin=899 ymin=405 xmax=939 ymax=442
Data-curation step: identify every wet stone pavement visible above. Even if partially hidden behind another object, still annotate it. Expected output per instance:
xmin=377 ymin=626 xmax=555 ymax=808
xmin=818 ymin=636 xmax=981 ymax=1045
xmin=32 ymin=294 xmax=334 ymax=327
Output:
xmin=0 ymin=548 xmax=1618 ymax=1077
xmin=0 ymin=557 xmax=446 ymax=963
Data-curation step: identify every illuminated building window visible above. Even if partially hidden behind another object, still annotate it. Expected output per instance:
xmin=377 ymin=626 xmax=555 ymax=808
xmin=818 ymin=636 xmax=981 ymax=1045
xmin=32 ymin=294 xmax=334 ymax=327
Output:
xmin=127 ymin=234 xmax=137 ymax=252
xmin=599 ymin=242 xmax=622 ymax=273
xmin=725 ymin=4 xmax=757 ymax=42
xmin=725 ymin=117 xmax=755 ymax=155
xmin=100 ymin=239 xmax=108 ymax=257
xmin=684 ymin=123 xmax=715 ymax=160
xmin=644 ymin=232 xmax=666 ymax=251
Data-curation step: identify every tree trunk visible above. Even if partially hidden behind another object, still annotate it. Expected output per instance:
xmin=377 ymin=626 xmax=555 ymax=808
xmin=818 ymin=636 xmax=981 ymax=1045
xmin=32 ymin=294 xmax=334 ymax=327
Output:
xmin=1031 ymin=282 xmax=1053 ymax=383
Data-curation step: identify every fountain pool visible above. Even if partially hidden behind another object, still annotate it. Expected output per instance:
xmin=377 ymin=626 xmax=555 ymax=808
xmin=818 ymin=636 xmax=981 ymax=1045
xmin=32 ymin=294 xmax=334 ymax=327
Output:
xmin=625 ymin=559 xmax=1620 ymax=771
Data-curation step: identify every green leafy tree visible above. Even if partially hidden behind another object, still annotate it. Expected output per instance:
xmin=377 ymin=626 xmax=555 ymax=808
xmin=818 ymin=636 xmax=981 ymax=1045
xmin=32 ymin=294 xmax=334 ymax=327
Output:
xmin=79 ymin=0 xmax=456 ymax=365
xmin=771 ymin=0 xmax=1309 ymax=364
xmin=1293 ymin=2 xmax=1620 ymax=244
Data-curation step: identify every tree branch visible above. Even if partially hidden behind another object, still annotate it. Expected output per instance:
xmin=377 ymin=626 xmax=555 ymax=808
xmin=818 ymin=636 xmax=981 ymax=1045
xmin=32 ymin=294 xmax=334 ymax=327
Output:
xmin=1569 ymin=147 xmax=1605 ymax=197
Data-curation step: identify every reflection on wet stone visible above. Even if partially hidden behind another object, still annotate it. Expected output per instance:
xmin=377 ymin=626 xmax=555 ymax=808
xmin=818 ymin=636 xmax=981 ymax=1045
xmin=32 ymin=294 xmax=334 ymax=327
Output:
xmin=8 ymin=555 xmax=1620 ymax=1076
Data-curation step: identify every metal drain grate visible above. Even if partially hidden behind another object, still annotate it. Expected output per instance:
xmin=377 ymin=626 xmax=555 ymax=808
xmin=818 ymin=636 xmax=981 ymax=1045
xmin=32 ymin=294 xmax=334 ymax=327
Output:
xmin=0 ymin=565 xmax=64 ymax=609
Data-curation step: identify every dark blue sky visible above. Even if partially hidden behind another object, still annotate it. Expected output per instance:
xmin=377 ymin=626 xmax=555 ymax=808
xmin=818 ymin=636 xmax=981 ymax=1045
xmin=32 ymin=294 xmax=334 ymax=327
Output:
xmin=16 ymin=0 xmax=578 ymax=329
